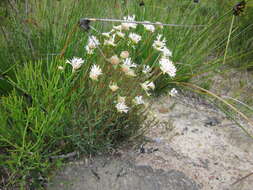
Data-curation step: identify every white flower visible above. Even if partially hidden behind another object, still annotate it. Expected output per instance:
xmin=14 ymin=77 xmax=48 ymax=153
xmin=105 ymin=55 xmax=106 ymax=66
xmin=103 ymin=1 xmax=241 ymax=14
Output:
xmin=89 ymin=64 xmax=102 ymax=80
xmin=66 ymin=57 xmax=84 ymax=72
xmin=161 ymin=47 xmax=172 ymax=58
xmin=85 ymin=35 xmax=100 ymax=54
xmin=142 ymin=65 xmax=151 ymax=74
xmin=115 ymin=102 xmax=129 ymax=113
xmin=120 ymin=65 xmax=136 ymax=77
xmin=109 ymin=55 xmax=121 ymax=65
xmin=120 ymin=64 xmax=130 ymax=73
xmin=121 ymin=15 xmax=137 ymax=30
xmin=152 ymin=35 xmax=173 ymax=57
xmin=152 ymin=34 xmax=166 ymax=51
xmin=102 ymin=32 xmax=111 ymax=38
xmin=85 ymin=45 xmax=94 ymax=54
xmin=123 ymin=58 xmax=137 ymax=68
xmin=109 ymin=82 xmax=119 ymax=92
xmin=113 ymin=25 xmax=123 ymax=31
xmin=58 ymin=66 xmax=64 ymax=70
xmin=169 ymin=88 xmax=178 ymax=97
xmin=125 ymin=69 xmax=136 ymax=77
xmin=141 ymin=81 xmax=155 ymax=91
xmin=120 ymin=51 xmax=129 ymax=59
xmin=118 ymin=96 xmax=126 ymax=103
xmin=121 ymin=58 xmax=137 ymax=77
xmin=116 ymin=31 xmax=125 ymax=38
xmin=116 ymin=96 xmax=129 ymax=113
xmin=143 ymin=21 xmax=155 ymax=32
xmin=129 ymin=33 xmax=141 ymax=44
xmin=133 ymin=96 xmax=145 ymax=105
xmin=88 ymin=35 xmax=100 ymax=49
xmin=104 ymin=34 xmax=116 ymax=46
xmin=159 ymin=58 xmax=176 ymax=77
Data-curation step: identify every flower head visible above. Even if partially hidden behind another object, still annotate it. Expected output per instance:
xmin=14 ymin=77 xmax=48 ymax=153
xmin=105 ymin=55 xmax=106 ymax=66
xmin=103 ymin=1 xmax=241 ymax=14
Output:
xmin=116 ymin=31 xmax=125 ymax=38
xmin=169 ymin=88 xmax=178 ymax=97
xmin=125 ymin=68 xmax=136 ymax=77
xmin=133 ymin=96 xmax=145 ymax=105
xmin=109 ymin=55 xmax=121 ymax=65
xmin=115 ymin=102 xmax=129 ymax=113
xmin=66 ymin=57 xmax=84 ymax=72
xmin=121 ymin=58 xmax=137 ymax=77
xmin=120 ymin=51 xmax=129 ymax=59
xmin=121 ymin=15 xmax=137 ymax=30
xmin=102 ymin=32 xmax=111 ymax=38
xmin=85 ymin=45 xmax=94 ymax=55
xmin=120 ymin=65 xmax=136 ymax=77
xmin=104 ymin=34 xmax=116 ymax=46
xmin=87 ymin=35 xmax=100 ymax=49
xmin=109 ymin=82 xmax=119 ymax=92
xmin=113 ymin=25 xmax=123 ymax=31
xmin=116 ymin=96 xmax=129 ymax=113
xmin=143 ymin=21 xmax=155 ymax=32
xmin=85 ymin=35 xmax=100 ymax=54
xmin=89 ymin=64 xmax=102 ymax=80
xmin=152 ymin=34 xmax=166 ymax=51
xmin=141 ymin=81 xmax=155 ymax=92
xmin=142 ymin=65 xmax=151 ymax=74
xmin=161 ymin=47 xmax=172 ymax=58
xmin=159 ymin=58 xmax=176 ymax=77
xmin=118 ymin=96 xmax=126 ymax=103
xmin=123 ymin=58 xmax=137 ymax=68
xmin=129 ymin=33 xmax=141 ymax=44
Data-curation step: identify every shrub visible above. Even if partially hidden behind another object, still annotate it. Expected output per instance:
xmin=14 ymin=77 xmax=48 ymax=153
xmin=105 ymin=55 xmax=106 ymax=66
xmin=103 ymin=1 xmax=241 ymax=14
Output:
xmin=1 ymin=16 xmax=179 ymax=187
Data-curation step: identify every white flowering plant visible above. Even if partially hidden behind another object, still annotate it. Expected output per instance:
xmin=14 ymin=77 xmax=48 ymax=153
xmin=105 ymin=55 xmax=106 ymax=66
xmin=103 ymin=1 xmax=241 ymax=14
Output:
xmin=0 ymin=15 xmax=181 ymax=187
xmin=3 ymin=0 xmax=253 ymax=188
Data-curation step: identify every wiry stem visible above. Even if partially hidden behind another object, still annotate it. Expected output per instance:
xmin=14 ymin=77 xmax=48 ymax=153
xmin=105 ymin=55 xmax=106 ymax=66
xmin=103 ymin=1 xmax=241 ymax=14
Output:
xmin=81 ymin=17 xmax=207 ymax=28
xmin=223 ymin=15 xmax=235 ymax=65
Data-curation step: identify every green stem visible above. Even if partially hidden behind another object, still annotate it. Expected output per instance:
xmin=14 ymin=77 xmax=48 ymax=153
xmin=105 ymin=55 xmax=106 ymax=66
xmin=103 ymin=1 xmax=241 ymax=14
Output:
xmin=223 ymin=15 xmax=235 ymax=65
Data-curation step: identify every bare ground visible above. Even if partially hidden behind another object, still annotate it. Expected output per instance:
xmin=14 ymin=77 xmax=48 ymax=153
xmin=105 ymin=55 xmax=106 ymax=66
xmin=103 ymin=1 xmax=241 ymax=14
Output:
xmin=47 ymin=91 xmax=253 ymax=190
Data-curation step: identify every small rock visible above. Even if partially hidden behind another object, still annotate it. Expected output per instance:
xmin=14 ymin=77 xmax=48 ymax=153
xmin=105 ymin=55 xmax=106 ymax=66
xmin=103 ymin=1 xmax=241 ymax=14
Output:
xmin=204 ymin=117 xmax=220 ymax=127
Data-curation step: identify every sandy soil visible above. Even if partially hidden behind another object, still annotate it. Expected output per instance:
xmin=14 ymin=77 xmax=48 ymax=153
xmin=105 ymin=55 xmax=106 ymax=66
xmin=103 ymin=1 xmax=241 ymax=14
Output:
xmin=135 ymin=93 xmax=253 ymax=190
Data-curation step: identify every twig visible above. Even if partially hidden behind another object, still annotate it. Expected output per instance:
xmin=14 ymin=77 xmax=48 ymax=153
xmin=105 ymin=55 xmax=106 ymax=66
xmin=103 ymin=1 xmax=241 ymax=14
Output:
xmin=231 ymin=172 xmax=253 ymax=186
xmin=81 ymin=17 xmax=207 ymax=28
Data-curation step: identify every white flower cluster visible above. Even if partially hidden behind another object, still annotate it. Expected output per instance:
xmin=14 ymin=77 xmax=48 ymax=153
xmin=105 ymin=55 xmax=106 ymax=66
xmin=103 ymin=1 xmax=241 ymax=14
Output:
xmin=65 ymin=15 xmax=178 ymax=114
xmin=153 ymin=34 xmax=176 ymax=77
xmin=115 ymin=95 xmax=145 ymax=113
xmin=159 ymin=58 xmax=176 ymax=77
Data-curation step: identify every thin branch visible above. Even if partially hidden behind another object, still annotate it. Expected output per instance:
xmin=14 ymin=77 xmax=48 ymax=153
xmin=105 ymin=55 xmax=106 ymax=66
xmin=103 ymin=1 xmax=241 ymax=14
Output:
xmin=81 ymin=17 xmax=207 ymax=28
xmin=231 ymin=172 xmax=253 ymax=186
